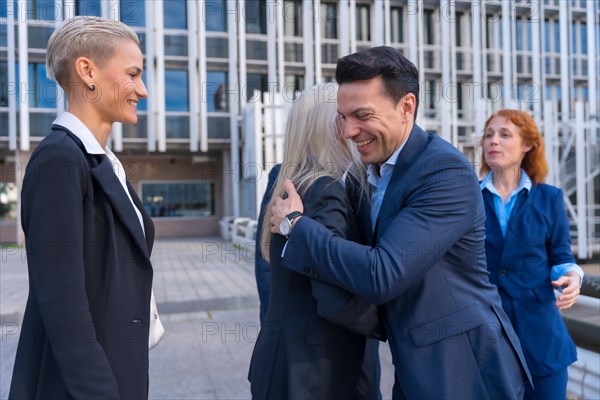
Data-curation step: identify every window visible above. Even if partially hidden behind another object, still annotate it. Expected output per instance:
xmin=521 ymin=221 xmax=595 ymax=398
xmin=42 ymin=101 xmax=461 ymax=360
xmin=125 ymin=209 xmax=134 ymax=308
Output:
xmin=76 ymin=0 xmax=100 ymax=16
xmin=165 ymin=70 xmax=189 ymax=112
xmin=320 ymin=3 xmax=337 ymax=39
xmin=206 ymin=71 xmax=228 ymax=112
xmin=26 ymin=0 xmax=55 ymax=21
xmin=284 ymin=75 xmax=304 ymax=100
xmin=164 ymin=0 xmax=187 ymax=29
xmin=246 ymin=73 xmax=268 ymax=103
xmin=0 ymin=24 xmax=6 ymax=47
xmin=120 ymin=0 xmax=145 ymax=27
xmin=0 ymin=62 xmax=8 ymax=107
xmin=283 ymin=0 xmax=302 ymax=36
xmin=141 ymin=182 xmax=214 ymax=218
xmin=1 ymin=2 xmax=18 ymax=18
xmin=205 ymin=0 xmax=227 ymax=32
xmin=12 ymin=63 xmax=57 ymax=108
xmin=356 ymin=4 xmax=370 ymax=41
xmin=391 ymin=7 xmax=404 ymax=43
xmin=423 ymin=10 xmax=435 ymax=45
xmin=245 ymin=0 xmax=266 ymax=34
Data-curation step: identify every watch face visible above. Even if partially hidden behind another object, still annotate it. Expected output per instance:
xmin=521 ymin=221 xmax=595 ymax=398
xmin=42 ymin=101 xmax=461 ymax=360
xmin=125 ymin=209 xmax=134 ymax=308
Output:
xmin=279 ymin=218 xmax=291 ymax=236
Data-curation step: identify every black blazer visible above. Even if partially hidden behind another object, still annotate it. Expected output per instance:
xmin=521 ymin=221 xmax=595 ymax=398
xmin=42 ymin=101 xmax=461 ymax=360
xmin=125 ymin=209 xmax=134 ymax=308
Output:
xmin=248 ymin=176 xmax=379 ymax=399
xmin=9 ymin=126 xmax=155 ymax=399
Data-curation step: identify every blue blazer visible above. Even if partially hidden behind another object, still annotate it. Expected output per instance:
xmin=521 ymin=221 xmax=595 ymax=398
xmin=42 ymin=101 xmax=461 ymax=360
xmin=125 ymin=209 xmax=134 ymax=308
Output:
xmin=482 ymin=183 xmax=577 ymax=376
xmin=282 ymin=125 xmax=531 ymax=399
xmin=255 ymin=164 xmax=281 ymax=323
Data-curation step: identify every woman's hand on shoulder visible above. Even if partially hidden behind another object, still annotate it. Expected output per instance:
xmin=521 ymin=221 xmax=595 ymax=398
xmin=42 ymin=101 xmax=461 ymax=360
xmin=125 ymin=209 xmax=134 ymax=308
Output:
xmin=552 ymin=272 xmax=581 ymax=310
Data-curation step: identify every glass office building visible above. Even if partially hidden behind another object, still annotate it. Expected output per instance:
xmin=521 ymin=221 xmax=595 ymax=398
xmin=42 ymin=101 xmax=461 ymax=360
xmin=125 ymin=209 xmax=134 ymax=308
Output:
xmin=1 ymin=1 xmax=598 ymax=254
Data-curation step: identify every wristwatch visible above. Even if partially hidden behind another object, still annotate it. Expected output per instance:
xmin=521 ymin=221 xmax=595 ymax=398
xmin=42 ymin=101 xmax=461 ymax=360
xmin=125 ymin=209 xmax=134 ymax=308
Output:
xmin=279 ymin=211 xmax=303 ymax=237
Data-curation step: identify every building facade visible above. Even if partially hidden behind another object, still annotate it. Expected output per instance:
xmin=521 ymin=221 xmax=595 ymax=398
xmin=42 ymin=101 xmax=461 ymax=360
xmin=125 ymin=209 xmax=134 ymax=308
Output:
xmin=0 ymin=0 xmax=598 ymax=256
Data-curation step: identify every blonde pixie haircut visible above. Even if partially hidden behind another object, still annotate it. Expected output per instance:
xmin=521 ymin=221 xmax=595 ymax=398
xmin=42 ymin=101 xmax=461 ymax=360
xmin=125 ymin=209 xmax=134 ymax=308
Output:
xmin=261 ymin=83 xmax=364 ymax=260
xmin=46 ymin=16 xmax=139 ymax=88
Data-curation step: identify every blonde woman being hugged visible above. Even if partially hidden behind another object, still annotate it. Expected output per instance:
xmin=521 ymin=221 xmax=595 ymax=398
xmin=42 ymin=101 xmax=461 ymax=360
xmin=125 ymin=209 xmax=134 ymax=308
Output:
xmin=9 ymin=17 xmax=163 ymax=400
xmin=248 ymin=83 xmax=382 ymax=399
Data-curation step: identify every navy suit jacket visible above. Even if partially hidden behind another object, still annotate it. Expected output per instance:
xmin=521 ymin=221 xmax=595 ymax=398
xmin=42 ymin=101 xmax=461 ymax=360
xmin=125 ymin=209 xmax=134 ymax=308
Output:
xmin=282 ymin=125 xmax=531 ymax=399
xmin=9 ymin=127 xmax=154 ymax=399
xmin=255 ymin=164 xmax=281 ymax=324
xmin=249 ymin=176 xmax=380 ymax=399
xmin=482 ymin=184 xmax=577 ymax=376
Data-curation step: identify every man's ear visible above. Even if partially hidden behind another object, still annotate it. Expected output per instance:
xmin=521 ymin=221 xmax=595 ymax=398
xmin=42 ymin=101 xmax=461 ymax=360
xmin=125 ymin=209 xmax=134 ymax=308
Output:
xmin=397 ymin=93 xmax=416 ymax=122
xmin=74 ymin=56 xmax=96 ymax=88
xmin=401 ymin=93 xmax=416 ymax=117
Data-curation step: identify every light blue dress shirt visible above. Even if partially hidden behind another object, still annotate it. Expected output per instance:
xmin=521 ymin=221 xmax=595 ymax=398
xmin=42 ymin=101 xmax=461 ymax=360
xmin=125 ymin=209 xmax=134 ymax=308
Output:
xmin=367 ymin=140 xmax=407 ymax=234
xmin=480 ymin=170 xmax=584 ymax=284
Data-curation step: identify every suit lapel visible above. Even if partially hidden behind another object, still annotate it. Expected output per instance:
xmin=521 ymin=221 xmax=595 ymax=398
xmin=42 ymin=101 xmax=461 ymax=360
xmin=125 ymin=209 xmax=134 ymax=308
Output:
xmin=128 ymin=181 xmax=155 ymax=255
xmin=481 ymin=189 xmax=504 ymax=254
xmin=504 ymin=186 xmax=532 ymax=241
xmin=374 ymin=125 xmax=431 ymax=238
xmin=90 ymin=155 xmax=150 ymax=258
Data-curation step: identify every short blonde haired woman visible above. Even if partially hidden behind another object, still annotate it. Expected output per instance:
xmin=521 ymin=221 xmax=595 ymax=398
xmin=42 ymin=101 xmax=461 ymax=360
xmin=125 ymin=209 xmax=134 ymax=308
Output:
xmin=248 ymin=83 xmax=380 ymax=399
xmin=9 ymin=17 xmax=162 ymax=399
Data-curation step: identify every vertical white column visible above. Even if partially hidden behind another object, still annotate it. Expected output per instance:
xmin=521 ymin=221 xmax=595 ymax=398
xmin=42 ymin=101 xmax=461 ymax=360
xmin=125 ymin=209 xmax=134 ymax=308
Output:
xmin=449 ymin=0 xmax=458 ymax=147
xmin=267 ymin=0 xmax=277 ymax=97
xmin=7 ymin=0 xmax=17 ymax=150
xmin=238 ymin=0 xmax=246 ymax=108
xmin=228 ymin=0 xmax=240 ymax=218
xmin=383 ymin=0 xmax=391 ymax=46
xmin=501 ymin=0 xmax=512 ymax=107
xmin=276 ymin=0 xmax=284 ymax=90
xmin=575 ymin=102 xmax=587 ymax=258
xmin=101 ymin=0 xmax=119 ymax=19
xmin=314 ymin=0 xmax=322 ymax=83
xmin=373 ymin=0 xmax=384 ymax=46
xmin=303 ymin=0 xmax=314 ymax=87
xmin=188 ymin=0 xmax=199 ymax=152
xmin=531 ymin=0 xmax=542 ymax=125
xmin=586 ymin=0 xmax=598 ymax=145
xmin=339 ymin=0 xmax=349 ymax=57
xmin=18 ymin=0 xmax=29 ymax=151
xmin=440 ymin=0 xmax=451 ymax=143
xmin=57 ymin=0 xmax=73 ymax=116
xmin=559 ymin=0 xmax=570 ymax=125
xmin=544 ymin=100 xmax=558 ymax=186
xmin=198 ymin=0 xmax=208 ymax=152
xmin=145 ymin=0 xmax=156 ymax=151
xmin=154 ymin=0 xmax=166 ymax=152
xmin=472 ymin=0 xmax=484 ymax=146
xmin=349 ymin=0 xmax=356 ymax=53
xmin=407 ymin=0 xmax=417 ymax=65
xmin=416 ymin=1 xmax=424 ymax=129
xmin=106 ymin=1 xmax=123 ymax=151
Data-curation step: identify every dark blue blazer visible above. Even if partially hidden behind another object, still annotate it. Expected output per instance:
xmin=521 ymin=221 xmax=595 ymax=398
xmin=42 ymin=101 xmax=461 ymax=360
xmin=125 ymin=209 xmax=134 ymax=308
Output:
xmin=255 ymin=164 xmax=281 ymax=324
xmin=482 ymin=183 xmax=577 ymax=376
xmin=282 ymin=125 xmax=531 ymax=399
xmin=9 ymin=127 xmax=154 ymax=399
xmin=249 ymin=176 xmax=380 ymax=399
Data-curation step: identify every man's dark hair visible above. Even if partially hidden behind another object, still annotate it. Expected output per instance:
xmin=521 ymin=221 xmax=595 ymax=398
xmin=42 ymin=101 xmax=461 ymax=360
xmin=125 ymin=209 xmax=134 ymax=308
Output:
xmin=336 ymin=46 xmax=420 ymax=119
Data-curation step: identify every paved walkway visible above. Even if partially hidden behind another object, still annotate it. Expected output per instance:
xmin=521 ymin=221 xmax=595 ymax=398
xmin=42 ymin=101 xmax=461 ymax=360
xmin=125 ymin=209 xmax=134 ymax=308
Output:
xmin=0 ymin=238 xmax=395 ymax=399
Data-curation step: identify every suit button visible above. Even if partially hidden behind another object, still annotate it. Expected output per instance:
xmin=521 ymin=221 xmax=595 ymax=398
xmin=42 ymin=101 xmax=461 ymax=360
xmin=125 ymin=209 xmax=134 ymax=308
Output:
xmin=303 ymin=267 xmax=313 ymax=275
xmin=500 ymin=269 xmax=507 ymax=276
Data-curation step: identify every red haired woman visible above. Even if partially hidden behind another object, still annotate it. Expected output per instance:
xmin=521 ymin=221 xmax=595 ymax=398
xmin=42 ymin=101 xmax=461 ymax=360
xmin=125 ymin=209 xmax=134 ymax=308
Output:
xmin=480 ymin=109 xmax=583 ymax=400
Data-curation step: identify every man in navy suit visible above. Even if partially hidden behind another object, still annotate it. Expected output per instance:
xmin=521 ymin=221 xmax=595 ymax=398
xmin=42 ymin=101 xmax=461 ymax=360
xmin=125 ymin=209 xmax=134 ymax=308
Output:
xmin=270 ymin=47 xmax=531 ymax=399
